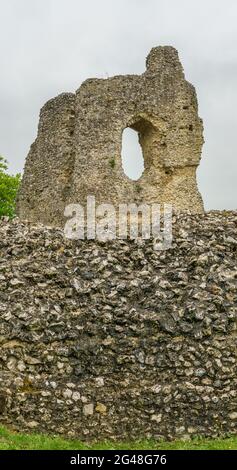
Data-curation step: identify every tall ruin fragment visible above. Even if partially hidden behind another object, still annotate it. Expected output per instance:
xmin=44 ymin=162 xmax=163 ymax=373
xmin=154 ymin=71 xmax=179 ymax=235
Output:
xmin=17 ymin=46 xmax=204 ymax=226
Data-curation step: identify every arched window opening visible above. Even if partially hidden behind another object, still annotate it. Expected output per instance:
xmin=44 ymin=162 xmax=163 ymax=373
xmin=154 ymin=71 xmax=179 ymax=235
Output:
xmin=121 ymin=127 xmax=145 ymax=180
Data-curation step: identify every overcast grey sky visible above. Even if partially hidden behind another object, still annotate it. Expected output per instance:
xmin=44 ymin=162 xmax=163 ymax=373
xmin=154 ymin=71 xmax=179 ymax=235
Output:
xmin=0 ymin=0 xmax=236 ymax=209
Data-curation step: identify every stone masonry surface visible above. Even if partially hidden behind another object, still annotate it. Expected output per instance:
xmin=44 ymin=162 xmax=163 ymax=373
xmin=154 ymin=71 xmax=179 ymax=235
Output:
xmin=17 ymin=46 xmax=204 ymax=226
xmin=0 ymin=212 xmax=236 ymax=441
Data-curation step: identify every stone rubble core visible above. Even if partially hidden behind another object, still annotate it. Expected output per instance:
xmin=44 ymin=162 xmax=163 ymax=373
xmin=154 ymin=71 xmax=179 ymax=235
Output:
xmin=17 ymin=46 xmax=204 ymax=227
xmin=0 ymin=212 xmax=236 ymax=441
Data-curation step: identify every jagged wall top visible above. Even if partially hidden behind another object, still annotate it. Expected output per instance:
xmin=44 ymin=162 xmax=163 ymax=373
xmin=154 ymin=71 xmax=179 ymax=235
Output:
xmin=17 ymin=46 xmax=204 ymax=226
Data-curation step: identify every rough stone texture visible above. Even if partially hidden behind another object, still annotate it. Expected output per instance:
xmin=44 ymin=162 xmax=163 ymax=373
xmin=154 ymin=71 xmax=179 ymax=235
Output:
xmin=17 ymin=46 xmax=204 ymax=227
xmin=0 ymin=212 xmax=236 ymax=441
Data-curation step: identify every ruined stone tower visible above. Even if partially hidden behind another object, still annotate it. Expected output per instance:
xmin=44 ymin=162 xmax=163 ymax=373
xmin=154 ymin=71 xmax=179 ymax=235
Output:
xmin=17 ymin=46 xmax=204 ymax=226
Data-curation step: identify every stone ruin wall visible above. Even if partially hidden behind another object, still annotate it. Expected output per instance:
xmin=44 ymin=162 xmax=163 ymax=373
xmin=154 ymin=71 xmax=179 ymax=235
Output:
xmin=17 ymin=47 xmax=204 ymax=227
xmin=0 ymin=213 xmax=236 ymax=441
xmin=3 ymin=47 xmax=235 ymax=443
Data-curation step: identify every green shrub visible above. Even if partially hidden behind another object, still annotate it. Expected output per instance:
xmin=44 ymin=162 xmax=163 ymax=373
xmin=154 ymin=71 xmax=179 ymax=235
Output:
xmin=0 ymin=156 xmax=21 ymax=218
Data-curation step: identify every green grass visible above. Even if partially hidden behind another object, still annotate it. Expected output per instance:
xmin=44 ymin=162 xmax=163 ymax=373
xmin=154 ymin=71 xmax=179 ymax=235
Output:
xmin=0 ymin=426 xmax=236 ymax=450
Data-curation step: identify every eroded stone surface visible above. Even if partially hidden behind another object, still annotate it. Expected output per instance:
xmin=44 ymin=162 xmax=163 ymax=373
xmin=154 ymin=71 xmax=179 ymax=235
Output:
xmin=17 ymin=47 xmax=204 ymax=226
xmin=0 ymin=213 xmax=236 ymax=441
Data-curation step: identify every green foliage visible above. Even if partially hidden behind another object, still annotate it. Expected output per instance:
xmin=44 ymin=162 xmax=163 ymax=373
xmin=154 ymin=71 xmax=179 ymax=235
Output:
xmin=109 ymin=158 xmax=116 ymax=169
xmin=0 ymin=156 xmax=21 ymax=218
xmin=0 ymin=426 xmax=236 ymax=450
